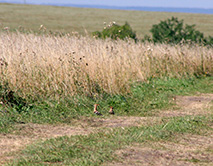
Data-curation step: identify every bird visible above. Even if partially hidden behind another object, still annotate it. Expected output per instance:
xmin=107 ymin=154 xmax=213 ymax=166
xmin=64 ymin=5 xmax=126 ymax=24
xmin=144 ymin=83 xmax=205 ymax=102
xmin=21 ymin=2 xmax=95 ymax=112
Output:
xmin=93 ymin=104 xmax=102 ymax=116
xmin=109 ymin=106 xmax=114 ymax=115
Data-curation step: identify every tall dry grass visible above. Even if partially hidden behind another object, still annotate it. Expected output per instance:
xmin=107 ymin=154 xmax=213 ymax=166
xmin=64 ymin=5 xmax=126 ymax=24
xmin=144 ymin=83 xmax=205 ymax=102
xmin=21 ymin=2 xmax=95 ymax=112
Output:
xmin=0 ymin=32 xmax=212 ymax=99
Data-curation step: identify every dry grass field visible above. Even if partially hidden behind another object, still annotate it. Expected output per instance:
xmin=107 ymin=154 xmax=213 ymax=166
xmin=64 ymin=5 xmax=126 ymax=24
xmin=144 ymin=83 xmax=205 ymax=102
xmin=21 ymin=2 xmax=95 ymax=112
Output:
xmin=0 ymin=3 xmax=213 ymax=37
xmin=0 ymin=32 xmax=212 ymax=99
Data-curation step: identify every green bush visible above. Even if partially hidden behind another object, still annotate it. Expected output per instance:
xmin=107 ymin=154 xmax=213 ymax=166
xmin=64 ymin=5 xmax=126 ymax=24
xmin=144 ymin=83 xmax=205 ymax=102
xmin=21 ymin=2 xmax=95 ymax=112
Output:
xmin=148 ymin=17 xmax=212 ymax=45
xmin=205 ymin=36 xmax=213 ymax=46
xmin=93 ymin=22 xmax=137 ymax=42
xmin=0 ymin=83 xmax=30 ymax=113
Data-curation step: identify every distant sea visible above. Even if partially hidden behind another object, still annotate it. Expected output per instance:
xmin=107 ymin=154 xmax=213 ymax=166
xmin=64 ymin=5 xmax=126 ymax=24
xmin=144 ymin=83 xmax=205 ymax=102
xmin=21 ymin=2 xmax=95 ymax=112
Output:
xmin=0 ymin=1 xmax=213 ymax=15
xmin=58 ymin=4 xmax=213 ymax=15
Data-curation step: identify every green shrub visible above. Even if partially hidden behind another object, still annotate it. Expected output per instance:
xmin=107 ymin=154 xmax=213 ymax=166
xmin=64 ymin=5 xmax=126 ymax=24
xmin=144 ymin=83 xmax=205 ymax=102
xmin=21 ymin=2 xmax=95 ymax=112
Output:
xmin=148 ymin=17 xmax=212 ymax=45
xmin=0 ymin=83 xmax=30 ymax=113
xmin=93 ymin=22 xmax=137 ymax=42
xmin=206 ymin=36 xmax=213 ymax=46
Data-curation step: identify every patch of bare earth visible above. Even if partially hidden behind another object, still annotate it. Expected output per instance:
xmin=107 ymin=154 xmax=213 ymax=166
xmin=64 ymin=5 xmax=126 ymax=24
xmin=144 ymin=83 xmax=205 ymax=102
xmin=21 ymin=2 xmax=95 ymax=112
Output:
xmin=0 ymin=124 xmax=93 ymax=164
xmin=108 ymin=134 xmax=213 ymax=166
xmin=106 ymin=94 xmax=213 ymax=166
xmin=159 ymin=93 xmax=213 ymax=117
xmin=0 ymin=117 xmax=162 ymax=164
xmin=84 ymin=116 xmax=162 ymax=128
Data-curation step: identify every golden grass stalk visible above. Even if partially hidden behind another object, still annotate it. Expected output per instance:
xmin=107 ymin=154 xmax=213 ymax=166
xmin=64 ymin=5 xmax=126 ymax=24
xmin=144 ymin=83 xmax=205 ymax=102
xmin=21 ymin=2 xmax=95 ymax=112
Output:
xmin=0 ymin=32 xmax=212 ymax=99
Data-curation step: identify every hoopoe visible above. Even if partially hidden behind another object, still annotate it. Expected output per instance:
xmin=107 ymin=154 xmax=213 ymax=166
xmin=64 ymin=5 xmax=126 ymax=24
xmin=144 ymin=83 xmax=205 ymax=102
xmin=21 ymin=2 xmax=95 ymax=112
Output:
xmin=94 ymin=104 xmax=102 ymax=116
xmin=109 ymin=106 xmax=114 ymax=115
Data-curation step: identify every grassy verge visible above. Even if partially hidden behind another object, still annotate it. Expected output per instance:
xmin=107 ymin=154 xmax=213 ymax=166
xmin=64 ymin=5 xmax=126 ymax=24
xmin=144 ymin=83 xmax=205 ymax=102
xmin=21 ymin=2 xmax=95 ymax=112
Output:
xmin=7 ymin=115 xmax=212 ymax=165
xmin=0 ymin=76 xmax=212 ymax=133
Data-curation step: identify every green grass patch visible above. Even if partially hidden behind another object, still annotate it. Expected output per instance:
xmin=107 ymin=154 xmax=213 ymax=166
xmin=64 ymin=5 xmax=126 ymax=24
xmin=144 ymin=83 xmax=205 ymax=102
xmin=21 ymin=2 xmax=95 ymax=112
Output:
xmin=0 ymin=76 xmax=212 ymax=133
xmin=7 ymin=115 xmax=212 ymax=165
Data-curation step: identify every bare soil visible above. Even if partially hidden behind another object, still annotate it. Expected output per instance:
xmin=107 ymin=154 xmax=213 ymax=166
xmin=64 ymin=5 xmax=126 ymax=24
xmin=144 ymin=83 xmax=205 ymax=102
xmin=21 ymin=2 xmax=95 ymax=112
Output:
xmin=87 ymin=116 xmax=162 ymax=128
xmin=0 ymin=124 xmax=93 ymax=165
xmin=108 ymin=134 xmax=213 ymax=166
xmin=159 ymin=93 xmax=213 ymax=117
xmin=0 ymin=117 xmax=162 ymax=164
xmin=0 ymin=93 xmax=212 ymax=165
xmin=107 ymin=94 xmax=213 ymax=166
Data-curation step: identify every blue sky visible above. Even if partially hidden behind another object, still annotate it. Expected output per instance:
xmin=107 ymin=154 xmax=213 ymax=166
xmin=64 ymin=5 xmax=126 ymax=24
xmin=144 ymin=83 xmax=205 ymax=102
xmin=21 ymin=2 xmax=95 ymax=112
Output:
xmin=1 ymin=0 xmax=213 ymax=9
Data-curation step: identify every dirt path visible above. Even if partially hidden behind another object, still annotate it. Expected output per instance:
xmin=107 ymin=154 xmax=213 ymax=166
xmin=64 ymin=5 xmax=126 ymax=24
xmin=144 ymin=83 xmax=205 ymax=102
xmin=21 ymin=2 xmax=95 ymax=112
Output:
xmin=0 ymin=124 xmax=94 ymax=165
xmin=0 ymin=93 xmax=212 ymax=165
xmin=107 ymin=133 xmax=213 ymax=166
xmin=0 ymin=116 xmax=164 ymax=164
xmin=158 ymin=93 xmax=213 ymax=117
xmin=107 ymin=94 xmax=213 ymax=166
